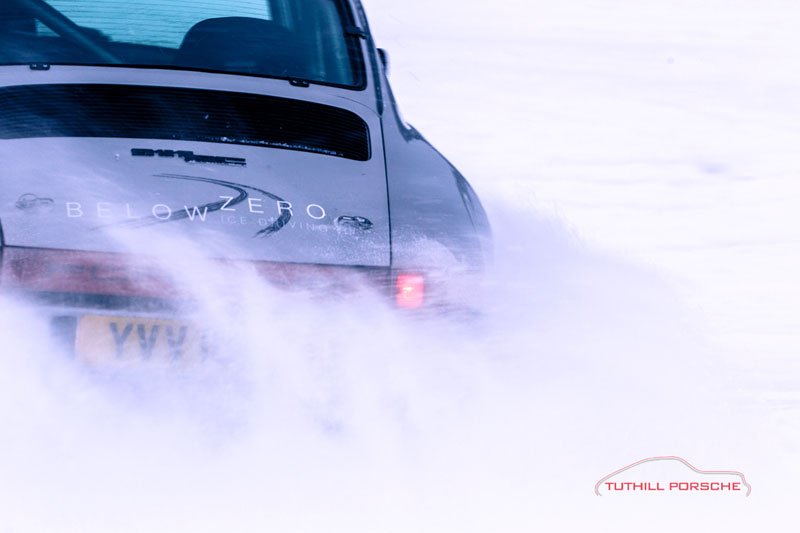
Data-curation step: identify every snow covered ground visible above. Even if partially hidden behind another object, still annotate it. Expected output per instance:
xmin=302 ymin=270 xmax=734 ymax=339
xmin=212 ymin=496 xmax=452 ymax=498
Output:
xmin=365 ymin=0 xmax=800 ymax=528
xmin=367 ymin=0 xmax=800 ymax=365
xmin=368 ymin=0 xmax=800 ymax=407
xmin=1 ymin=1 xmax=799 ymax=531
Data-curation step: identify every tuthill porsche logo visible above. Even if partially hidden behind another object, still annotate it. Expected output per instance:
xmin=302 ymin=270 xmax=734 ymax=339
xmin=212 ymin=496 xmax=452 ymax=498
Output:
xmin=595 ymin=456 xmax=751 ymax=496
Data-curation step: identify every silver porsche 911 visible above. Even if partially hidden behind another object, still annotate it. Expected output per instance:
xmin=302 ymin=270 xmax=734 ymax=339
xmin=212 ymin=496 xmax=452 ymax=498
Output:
xmin=0 ymin=0 xmax=491 ymax=361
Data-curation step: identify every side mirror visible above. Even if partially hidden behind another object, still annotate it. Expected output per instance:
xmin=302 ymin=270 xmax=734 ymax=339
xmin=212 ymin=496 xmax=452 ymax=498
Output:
xmin=377 ymin=48 xmax=389 ymax=75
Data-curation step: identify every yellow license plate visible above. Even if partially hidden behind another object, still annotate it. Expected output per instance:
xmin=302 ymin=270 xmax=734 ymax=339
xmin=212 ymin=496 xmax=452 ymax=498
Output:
xmin=75 ymin=315 xmax=210 ymax=364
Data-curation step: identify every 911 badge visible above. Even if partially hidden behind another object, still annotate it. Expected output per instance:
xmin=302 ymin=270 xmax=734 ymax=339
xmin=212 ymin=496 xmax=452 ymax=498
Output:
xmin=131 ymin=148 xmax=247 ymax=166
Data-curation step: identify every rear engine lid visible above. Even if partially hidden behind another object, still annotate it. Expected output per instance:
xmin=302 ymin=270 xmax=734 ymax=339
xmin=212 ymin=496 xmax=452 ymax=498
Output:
xmin=0 ymin=85 xmax=390 ymax=267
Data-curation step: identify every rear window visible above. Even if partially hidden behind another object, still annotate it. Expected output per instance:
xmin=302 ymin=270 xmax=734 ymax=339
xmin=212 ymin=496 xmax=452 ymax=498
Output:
xmin=0 ymin=0 xmax=364 ymax=88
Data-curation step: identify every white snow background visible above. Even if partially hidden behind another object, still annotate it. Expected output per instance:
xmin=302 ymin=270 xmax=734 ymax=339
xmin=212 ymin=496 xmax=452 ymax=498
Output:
xmin=1 ymin=0 xmax=798 ymax=531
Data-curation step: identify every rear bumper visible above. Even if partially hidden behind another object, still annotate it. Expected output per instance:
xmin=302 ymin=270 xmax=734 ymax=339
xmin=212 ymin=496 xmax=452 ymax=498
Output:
xmin=1 ymin=244 xmax=481 ymax=360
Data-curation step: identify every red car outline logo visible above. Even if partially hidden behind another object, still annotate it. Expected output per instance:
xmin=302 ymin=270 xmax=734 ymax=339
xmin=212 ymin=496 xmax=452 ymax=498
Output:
xmin=595 ymin=456 xmax=752 ymax=496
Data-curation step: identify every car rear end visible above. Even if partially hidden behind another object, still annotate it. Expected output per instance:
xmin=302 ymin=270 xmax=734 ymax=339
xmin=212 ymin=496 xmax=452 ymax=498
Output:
xmin=0 ymin=0 xmax=488 ymax=363
xmin=0 ymin=78 xmax=414 ymax=361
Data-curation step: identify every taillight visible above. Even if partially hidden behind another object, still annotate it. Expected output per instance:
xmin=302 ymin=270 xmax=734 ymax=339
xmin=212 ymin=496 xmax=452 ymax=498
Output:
xmin=0 ymin=247 xmax=392 ymax=303
xmin=395 ymin=273 xmax=425 ymax=309
xmin=0 ymin=247 xmax=176 ymax=298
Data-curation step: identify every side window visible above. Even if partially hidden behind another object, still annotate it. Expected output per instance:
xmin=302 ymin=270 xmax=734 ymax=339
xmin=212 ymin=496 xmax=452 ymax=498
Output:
xmin=42 ymin=0 xmax=272 ymax=49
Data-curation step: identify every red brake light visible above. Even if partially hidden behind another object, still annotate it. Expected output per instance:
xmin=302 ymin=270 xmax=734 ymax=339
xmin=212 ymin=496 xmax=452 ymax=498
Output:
xmin=395 ymin=273 xmax=425 ymax=309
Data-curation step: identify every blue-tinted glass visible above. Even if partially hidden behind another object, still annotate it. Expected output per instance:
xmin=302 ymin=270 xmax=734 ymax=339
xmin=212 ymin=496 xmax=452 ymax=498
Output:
xmin=0 ymin=0 xmax=361 ymax=87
